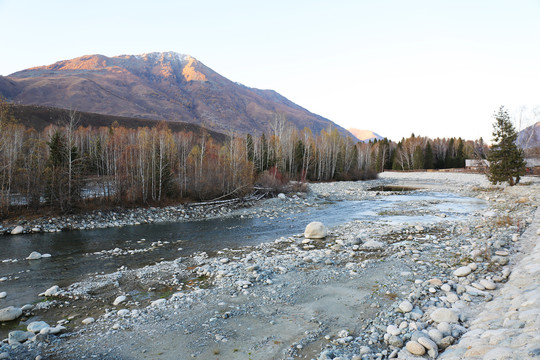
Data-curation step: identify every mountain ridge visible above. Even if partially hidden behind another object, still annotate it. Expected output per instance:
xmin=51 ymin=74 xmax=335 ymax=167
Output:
xmin=517 ymin=121 xmax=540 ymax=150
xmin=1 ymin=52 xmax=351 ymax=137
xmin=348 ymin=128 xmax=384 ymax=142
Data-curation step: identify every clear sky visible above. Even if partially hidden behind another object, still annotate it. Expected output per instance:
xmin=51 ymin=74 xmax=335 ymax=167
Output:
xmin=1 ymin=0 xmax=539 ymax=141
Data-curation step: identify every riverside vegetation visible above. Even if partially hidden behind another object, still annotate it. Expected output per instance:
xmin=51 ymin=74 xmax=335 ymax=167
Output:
xmin=0 ymin=172 xmax=538 ymax=360
xmin=0 ymin=104 xmax=376 ymax=218
xmin=1 ymin=100 xmax=493 ymax=221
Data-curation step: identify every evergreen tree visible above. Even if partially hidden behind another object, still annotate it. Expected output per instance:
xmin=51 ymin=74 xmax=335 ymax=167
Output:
xmin=412 ymin=145 xmax=424 ymax=169
xmin=445 ymin=138 xmax=455 ymax=168
xmin=456 ymin=138 xmax=465 ymax=168
xmin=424 ymin=142 xmax=434 ymax=169
xmin=487 ymin=106 xmax=526 ymax=186
xmin=246 ymin=134 xmax=254 ymax=162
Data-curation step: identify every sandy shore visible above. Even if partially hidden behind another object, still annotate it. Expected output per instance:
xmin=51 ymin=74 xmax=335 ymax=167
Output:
xmin=1 ymin=172 xmax=539 ymax=360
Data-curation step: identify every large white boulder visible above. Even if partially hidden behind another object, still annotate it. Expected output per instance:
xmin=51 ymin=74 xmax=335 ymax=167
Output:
xmin=27 ymin=321 xmax=50 ymax=333
xmin=453 ymin=266 xmax=472 ymax=277
xmin=0 ymin=306 xmax=23 ymax=321
xmin=113 ymin=295 xmax=127 ymax=306
xmin=430 ymin=308 xmax=459 ymax=323
xmin=11 ymin=226 xmax=24 ymax=235
xmin=26 ymin=251 xmax=42 ymax=260
xmin=304 ymin=222 xmax=327 ymax=239
xmin=39 ymin=285 xmax=60 ymax=297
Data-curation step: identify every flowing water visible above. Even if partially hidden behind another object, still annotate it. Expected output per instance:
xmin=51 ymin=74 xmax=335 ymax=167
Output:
xmin=0 ymin=191 xmax=485 ymax=311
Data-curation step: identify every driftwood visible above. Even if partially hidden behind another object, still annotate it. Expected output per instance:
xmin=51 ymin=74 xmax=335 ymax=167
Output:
xmin=186 ymin=192 xmax=266 ymax=208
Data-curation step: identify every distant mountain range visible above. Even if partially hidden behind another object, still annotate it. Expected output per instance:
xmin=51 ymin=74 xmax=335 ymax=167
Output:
xmin=348 ymin=128 xmax=384 ymax=142
xmin=0 ymin=52 xmax=351 ymax=137
xmin=517 ymin=122 xmax=540 ymax=149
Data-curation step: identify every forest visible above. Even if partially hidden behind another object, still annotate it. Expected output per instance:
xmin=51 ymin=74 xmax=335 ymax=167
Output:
xmin=0 ymin=105 xmax=487 ymax=216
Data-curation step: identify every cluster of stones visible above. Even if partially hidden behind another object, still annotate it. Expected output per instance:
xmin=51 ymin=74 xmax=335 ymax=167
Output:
xmin=0 ymin=200 xmax=256 ymax=236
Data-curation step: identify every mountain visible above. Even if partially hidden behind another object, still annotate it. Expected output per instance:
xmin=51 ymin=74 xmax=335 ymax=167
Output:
xmin=348 ymin=128 xmax=384 ymax=142
xmin=3 ymin=103 xmax=227 ymax=142
xmin=0 ymin=52 xmax=350 ymax=137
xmin=517 ymin=122 xmax=540 ymax=149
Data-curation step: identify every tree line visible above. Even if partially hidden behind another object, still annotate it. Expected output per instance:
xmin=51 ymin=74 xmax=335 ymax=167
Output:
xmin=0 ymin=109 xmax=379 ymax=216
xmin=365 ymin=134 xmax=489 ymax=172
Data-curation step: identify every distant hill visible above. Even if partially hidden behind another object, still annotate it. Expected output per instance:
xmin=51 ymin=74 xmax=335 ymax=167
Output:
xmin=517 ymin=122 xmax=540 ymax=150
xmin=348 ymin=128 xmax=384 ymax=142
xmin=0 ymin=52 xmax=351 ymax=137
xmin=3 ymin=103 xmax=228 ymax=142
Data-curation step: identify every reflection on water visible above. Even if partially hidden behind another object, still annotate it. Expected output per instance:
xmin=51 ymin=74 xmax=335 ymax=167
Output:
xmin=0 ymin=191 xmax=486 ymax=308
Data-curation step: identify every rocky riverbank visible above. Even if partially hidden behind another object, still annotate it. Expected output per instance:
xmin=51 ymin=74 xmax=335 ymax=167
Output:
xmin=0 ymin=196 xmax=264 ymax=236
xmin=1 ymin=172 xmax=539 ymax=360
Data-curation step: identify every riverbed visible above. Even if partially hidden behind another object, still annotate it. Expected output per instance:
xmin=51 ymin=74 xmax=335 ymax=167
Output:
xmin=0 ymin=172 xmax=538 ymax=360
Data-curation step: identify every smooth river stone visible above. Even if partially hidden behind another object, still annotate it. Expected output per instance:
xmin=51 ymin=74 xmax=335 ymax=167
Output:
xmin=480 ymin=279 xmax=497 ymax=290
xmin=406 ymin=341 xmax=426 ymax=355
xmin=430 ymin=308 xmax=459 ymax=323
xmin=0 ymin=306 xmax=22 ymax=322
xmin=399 ymin=300 xmax=413 ymax=313
xmin=304 ymin=222 xmax=327 ymax=239
xmin=453 ymin=266 xmax=472 ymax=277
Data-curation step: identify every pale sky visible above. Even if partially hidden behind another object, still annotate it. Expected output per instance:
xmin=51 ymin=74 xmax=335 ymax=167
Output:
xmin=1 ymin=0 xmax=539 ymax=141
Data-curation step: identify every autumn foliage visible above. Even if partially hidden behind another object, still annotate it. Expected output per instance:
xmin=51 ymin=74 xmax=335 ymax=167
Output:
xmin=0 ymin=109 xmax=378 ymax=216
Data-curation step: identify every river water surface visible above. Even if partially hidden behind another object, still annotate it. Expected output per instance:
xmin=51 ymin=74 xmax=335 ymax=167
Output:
xmin=0 ymin=191 xmax=485 ymax=312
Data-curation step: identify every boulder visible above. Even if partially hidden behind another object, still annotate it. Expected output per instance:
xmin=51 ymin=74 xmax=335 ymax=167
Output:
xmin=430 ymin=308 xmax=459 ymax=323
xmin=117 ymin=309 xmax=130 ymax=316
xmin=417 ymin=336 xmax=438 ymax=358
xmin=0 ymin=306 xmax=22 ymax=321
xmin=480 ymin=279 xmax=497 ymax=290
xmin=453 ymin=266 xmax=472 ymax=277
xmin=26 ymin=251 xmax=42 ymax=260
xmin=405 ymin=340 xmax=426 ymax=355
xmin=0 ymin=292 xmax=6 ymax=299
xmin=82 ymin=317 xmax=95 ymax=325
xmin=399 ymin=300 xmax=413 ymax=313
xmin=113 ymin=295 xmax=127 ymax=306
xmin=10 ymin=226 xmax=24 ymax=235
xmin=40 ymin=285 xmax=60 ymax=297
xmin=150 ymin=298 xmax=166 ymax=307
xmin=27 ymin=321 xmax=50 ymax=333
xmin=362 ymin=240 xmax=384 ymax=249
xmin=47 ymin=325 xmax=66 ymax=334
xmin=304 ymin=222 xmax=327 ymax=239
xmin=8 ymin=330 xmax=33 ymax=344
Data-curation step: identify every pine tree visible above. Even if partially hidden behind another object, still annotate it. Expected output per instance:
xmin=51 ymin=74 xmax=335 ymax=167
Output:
xmin=424 ymin=142 xmax=434 ymax=169
xmin=487 ymin=106 xmax=526 ymax=186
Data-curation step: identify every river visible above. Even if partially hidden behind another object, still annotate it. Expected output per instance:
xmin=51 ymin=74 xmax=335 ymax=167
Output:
xmin=0 ymin=191 xmax=485 ymax=318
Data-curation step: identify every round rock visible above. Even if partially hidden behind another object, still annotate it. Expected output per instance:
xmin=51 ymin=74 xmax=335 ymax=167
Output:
xmin=406 ymin=340 xmax=426 ymax=356
xmin=387 ymin=325 xmax=401 ymax=336
xmin=0 ymin=306 xmax=23 ymax=321
xmin=453 ymin=266 xmax=472 ymax=277
xmin=82 ymin=317 xmax=95 ymax=325
xmin=480 ymin=279 xmax=496 ymax=290
xmin=399 ymin=300 xmax=413 ymax=313
xmin=11 ymin=226 xmax=24 ymax=235
xmin=40 ymin=285 xmax=60 ymax=297
xmin=26 ymin=251 xmax=42 ymax=260
xmin=27 ymin=321 xmax=49 ymax=333
xmin=113 ymin=295 xmax=127 ymax=306
xmin=430 ymin=308 xmax=459 ymax=323
xmin=304 ymin=222 xmax=327 ymax=239
xmin=8 ymin=330 xmax=33 ymax=344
